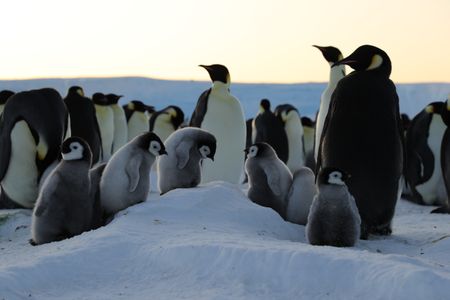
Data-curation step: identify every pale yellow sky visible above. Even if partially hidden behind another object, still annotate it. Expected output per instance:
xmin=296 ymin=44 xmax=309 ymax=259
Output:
xmin=1 ymin=0 xmax=449 ymax=83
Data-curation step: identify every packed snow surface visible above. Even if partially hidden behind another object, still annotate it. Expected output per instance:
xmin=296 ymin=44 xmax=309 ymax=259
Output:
xmin=1 ymin=182 xmax=450 ymax=299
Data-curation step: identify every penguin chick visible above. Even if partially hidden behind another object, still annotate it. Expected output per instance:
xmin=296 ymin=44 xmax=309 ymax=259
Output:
xmin=245 ymin=142 xmax=292 ymax=219
xmin=158 ymin=127 xmax=216 ymax=195
xmin=286 ymin=167 xmax=317 ymax=225
xmin=30 ymin=137 xmax=93 ymax=245
xmin=100 ymin=132 xmax=166 ymax=217
xmin=306 ymin=167 xmax=361 ymax=247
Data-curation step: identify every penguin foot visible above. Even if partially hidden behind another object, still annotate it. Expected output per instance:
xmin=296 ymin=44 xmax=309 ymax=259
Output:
xmin=431 ymin=205 xmax=450 ymax=214
xmin=29 ymin=239 xmax=37 ymax=246
xmin=372 ymin=225 xmax=392 ymax=236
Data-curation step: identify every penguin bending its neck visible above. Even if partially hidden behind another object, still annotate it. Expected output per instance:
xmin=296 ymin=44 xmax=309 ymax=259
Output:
xmin=190 ymin=64 xmax=246 ymax=184
xmin=317 ymin=45 xmax=403 ymax=239
xmin=313 ymin=45 xmax=346 ymax=162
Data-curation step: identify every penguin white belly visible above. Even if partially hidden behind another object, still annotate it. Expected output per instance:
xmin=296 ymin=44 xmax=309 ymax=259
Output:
xmin=0 ymin=105 xmax=4 ymax=115
xmin=200 ymin=93 xmax=245 ymax=184
xmin=2 ymin=120 xmax=39 ymax=208
xmin=112 ymin=106 xmax=128 ymax=153
xmin=128 ymin=112 xmax=149 ymax=141
xmin=303 ymin=127 xmax=314 ymax=154
xmin=285 ymin=115 xmax=305 ymax=173
xmin=314 ymin=86 xmax=333 ymax=161
xmin=416 ymin=117 xmax=446 ymax=205
xmin=95 ymin=105 xmax=114 ymax=161
xmin=154 ymin=120 xmax=175 ymax=142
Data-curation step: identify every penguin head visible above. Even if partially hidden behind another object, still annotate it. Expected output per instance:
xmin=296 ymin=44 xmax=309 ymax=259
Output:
xmin=425 ymin=102 xmax=445 ymax=115
xmin=274 ymin=104 xmax=299 ymax=122
xmin=199 ymin=64 xmax=230 ymax=84
xmin=134 ymin=132 xmax=167 ymax=156
xmin=317 ymin=167 xmax=350 ymax=186
xmin=333 ymin=45 xmax=391 ymax=76
xmin=259 ymin=99 xmax=271 ymax=113
xmin=166 ymin=106 xmax=185 ymax=128
xmin=198 ymin=136 xmax=217 ymax=161
xmin=301 ymin=116 xmax=314 ymax=128
xmin=313 ymin=45 xmax=343 ymax=64
xmin=92 ymin=93 xmax=108 ymax=105
xmin=127 ymin=100 xmax=148 ymax=112
xmin=105 ymin=93 xmax=123 ymax=105
xmin=245 ymin=142 xmax=276 ymax=159
xmin=61 ymin=137 xmax=92 ymax=164
xmin=0 ymin=90 xmax=15 ymax=105
xmin=68 ymin=86 xmax=84 ymax=97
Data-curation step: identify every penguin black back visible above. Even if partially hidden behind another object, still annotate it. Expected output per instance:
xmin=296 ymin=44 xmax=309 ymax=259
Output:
xmin=253 ymin=99 xmax=288 ymax=162
xmin=434 ymin=99 xmax=450 ymax=213
xmin=318 ymin=45 xmax=403 ymax=238
xmin=64 ymin=86 xmax=102 ymax=164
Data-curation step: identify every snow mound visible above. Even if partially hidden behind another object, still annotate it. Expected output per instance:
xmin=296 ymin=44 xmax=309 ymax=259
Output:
xmin=1 ymin=182 xmax=450 ymax=299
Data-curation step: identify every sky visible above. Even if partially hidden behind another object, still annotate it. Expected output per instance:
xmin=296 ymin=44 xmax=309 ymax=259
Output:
xmin=1 ymin=0 xmax=449 ymax=83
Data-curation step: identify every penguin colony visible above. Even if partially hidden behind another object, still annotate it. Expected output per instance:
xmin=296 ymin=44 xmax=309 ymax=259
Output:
xmin=0 ymin=45 xmax=447 ymax=248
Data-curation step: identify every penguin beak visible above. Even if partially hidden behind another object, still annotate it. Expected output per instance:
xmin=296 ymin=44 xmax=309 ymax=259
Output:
xmin=312 ymin=45 xmax=325 ymax=52
xmin=199 ymin=64 xmax=211 ymax=71
xmin=159 ymin=149 xmax=168 ymax=155
xmin=208 ymin=154 xmax=215 ymax=161
xmin=244 ymin=148 xmax=249 ymax=155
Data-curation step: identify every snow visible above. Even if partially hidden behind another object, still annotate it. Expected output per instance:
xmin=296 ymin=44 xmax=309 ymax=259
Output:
xmin=0 ymin=77 xmax=450 ymax=299
xmin=1 ymin=181 xmax=450 ymax=299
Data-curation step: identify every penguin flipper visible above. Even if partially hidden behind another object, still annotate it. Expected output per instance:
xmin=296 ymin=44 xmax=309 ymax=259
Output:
xmin=125 ymin=155 xmax=142 ymax=193
xmin=0 ymin=115 xmax=12 ymax=180
xmin=175 ymin=140 xmax=193 ymax=169
xmin=262 ymin=162 xmax=282 ymax=196
xmin=189 ymin=89 xmax=211 ymax=127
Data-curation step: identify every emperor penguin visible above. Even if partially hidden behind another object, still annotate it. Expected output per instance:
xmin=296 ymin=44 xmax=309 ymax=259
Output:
xmin=306 ymin=167 xmax=361 ymax=247
xmin=64 ymin=86 xmax=102 ymax=165
xmin=404 ymin=101 xmax=447 ymax=206
xmin=313 ymin=45 xmax=346 ymax=162
xmin=0 ymin=90 xmax=14 ymax=115
xmin=0 ymin=88 xmax=69 ymax=209
xmin=149 ymin=105 xmax=184 ymax=142
xmin=190 ymin=64 xmax=246 ymax=184
xmin=245 ymin=142 xmax=293 ymax=219
xmin=285 ymin=167 xmax=317 ymax=225
xmin=317 ymin=45 xmax=403 ymax=239
xmin=124 ymin=100 xmax=150 ymax=142
xmin=157 ymin=127 xmax=216 ymax=195
xmin=105 ymin=93 xmax=128 ymax=154
xmin=433 ymin=96 xmax=450 ymax=213
xmin=100 ymin=132 xmax=166 ymax=217
xmin=252 ymin=99 xmax=289 ymax=163
xmin=93 ymin=92 xmax=114 ymax=162
xmin=30 ymin=137 xmax=94 ymax=245
xmin=274 ymin=103 xmax=305 ymax=173
xmin=301 ymin=116 xmax=316 ymax=171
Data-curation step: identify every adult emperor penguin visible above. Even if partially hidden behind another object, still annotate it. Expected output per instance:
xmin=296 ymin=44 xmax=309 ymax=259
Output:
xmin=313 ymin=45 xmax=346 ymax=162
xmin=286 ymin=167 xmax=316 ymax=225
xmin=190 ymin=64 xmax=246 ymax=184
xmin=157 ymin=127 xmax=216 ymax=195
xmin=433 ymin=96 xmax=450 ymax=213
xmin=64 ymin=86 xmax=102 ymax=165
xmin=0 ymin=90 xmax=14 ymax=115
xmin=149 ymin=105 xmax=184 ymax=142
xmin=0 ymin=88 xmax=69 ymax=208
xmin=106 ymin=93 xmax=128 ymax=154
xmin=274 ymin=103 xmax=305 ymax=173
xmin=317 ymin=45 xmax=403 ymax=239
xmin=30 ymin=137 xmax=94 ymax=245
xmin=245 ymin=142 xmax=293 ymax=219
xmin=306 ymin=167 xmax=361 ymax=247
xmin=301 ymin=116 xmax=316 ymax=171
xmin=124 ymin=100 xmax=150 ymax=142
xmin=100 ymin=132 xmax=166 ymax=217
xmin=404 ymin=101 xmax=447 ymax=206
xmin=252 ymin=99 xmax=288 ymax=163
xmin=93 ymin=92 xmax=114 ymax=162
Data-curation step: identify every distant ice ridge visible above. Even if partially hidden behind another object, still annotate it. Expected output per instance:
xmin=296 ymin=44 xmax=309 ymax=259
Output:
xmin=0 ymin=77 xmax=448 ymax=119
